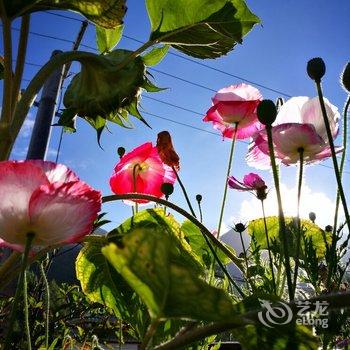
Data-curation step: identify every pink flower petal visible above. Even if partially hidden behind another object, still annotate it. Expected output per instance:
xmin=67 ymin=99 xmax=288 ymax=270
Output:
xmin=28 ymin=181 xmax=101 ymax=246
xmin=213 ymin=83 xmax=263 ymax=103
xmin=0 ymin=161 xmax=49 ymax=245
xmin=227 ymin=176 xmax=249 ymax=191
xmin=243 ymin=173 xmax=266 ymax=188
xmin=29 ymin=160 xmax=79 ymax=183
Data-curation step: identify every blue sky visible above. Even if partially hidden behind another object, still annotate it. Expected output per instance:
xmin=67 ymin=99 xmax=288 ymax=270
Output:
xmin=2 ymin=0 xmax=350 ymax=233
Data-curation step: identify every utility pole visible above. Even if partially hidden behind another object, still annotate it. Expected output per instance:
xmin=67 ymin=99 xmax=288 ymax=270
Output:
xmin=26 ymin=50 xmax=64 ymax=160
xmin=26 ymin=20 xmax=88 ymax=160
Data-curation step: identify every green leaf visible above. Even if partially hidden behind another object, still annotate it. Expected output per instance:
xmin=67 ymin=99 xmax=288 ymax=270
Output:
xmin=181 ymin=220 xmax=236 ymax=268
xmin=248 ymin=216 xmax=331 ymax=258
xmin=146 ymin=0 xmax=260 ymax=59
xmin=103 ymin=209 xmax=237 ymax=321
xmin=64 ymin=49 xmax=152 ymax=141
xmin=75 ymin=236 xmax=137 ymax=319
xmin=142 ymin=45 xmax=169 ymax=66
xmin=55 ymin=108 xmax=77 ymax=133
xmin=96 ymin=25 xmax=123 ymax=54
xmin=3 ymin=0 xmax=127 ymax=28
xmin=142 ymin=77 xmax=167 ymax=92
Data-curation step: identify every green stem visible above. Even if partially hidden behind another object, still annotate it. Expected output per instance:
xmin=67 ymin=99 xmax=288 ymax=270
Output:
xmin=4 ymin=232 xmax=35 ymax=350
xmin=0 ymin=50 xmax=101 ymax=160
xmin=239 ymin=232 xmax=249 ymax=274
xmin=140 ymin=318 xmax=160 ymax=350
xmin=292 ymin=148 xmax=304 ymax=296
xmin=217 ymin=123 xmax=238 ymax=238
xmin=0 ymin=1 xmax=13 ymax=125
xmin=172 ymin=166 xmax=197 ymax=217
xmin=40 ymin=263 xmax=50 ymax=349
xmin=315 ymin=81 xmax=350 ymax=231
xmin=334 ymin=96 xmax=350 ymax=227
xmin=102 ymin=194 xmax=245 ymax=289
xmin=266 ymin=125 xmax=294 ymax=301
xmin=23 ymin=269 xmax=32 ymax=350
xmin=155 ymin=291 xmax=350 ymax=350
xmin=11 ymin=14 xmax=30 ymax=116
xmin=261 ymin=200 xmax=277 ymax=294
xmin=0 ymin=251 xmax=21 ymax=289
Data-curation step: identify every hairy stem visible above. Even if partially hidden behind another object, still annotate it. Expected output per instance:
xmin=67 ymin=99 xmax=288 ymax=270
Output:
xmin=23 ymin=269 xmax=32 ymax=350
xmin=315 ymin=82 xmax=350 ymax=231
xmin=293 ymin=148 xmax=304 ymax=296
xmin=140 ymin=319 xmax=160 ymax=350
xmin=4 ymin=233 xmax=35 ymax=349
xmin=217 ymin=123 xmax=238 ymax=238
xmin=266 ymin=125 xmax=293 ymax=301
xmin=40 ymin=263 xmax=50 ymax=349
xmin=261 ymin=200 xmax=277 ymax=294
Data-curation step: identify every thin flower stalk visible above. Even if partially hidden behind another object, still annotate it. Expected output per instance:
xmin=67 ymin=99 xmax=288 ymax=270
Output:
xmin=261 ymin=200 xmax=277 ymax=294
xmin=40 ymin=263 xmax=50 ymax=349
xmin=266 ymin=125 xmax=294 ymax=301
xmin=217 ymin=123 xmax=238 ymax=238
xmin=293 ymin=148 xmax=305 ymax=295
xmin=315 ymin=82 xmax=350 ymax=231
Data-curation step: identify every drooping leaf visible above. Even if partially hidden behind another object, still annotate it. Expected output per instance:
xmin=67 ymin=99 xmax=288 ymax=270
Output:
xmin=248 ymin=216 xmax=331 ymax=258
xmin=146 ymin=0 xmax=260 ymax=59
xmin=96 ymin=24 xmax=123 ymax=54
xmin=63 ymin=49 xmax=152 ymax=141
xmin=103 ymin=209 xmax=237 ymax=321
xmin=76 ymin=236 xmax=135 ymax=318
xmin=55 ymin=107 xmax=77 ymax=133
xmin=142 ymin=77 xmax=166 ymax=92
xmin=3 ymin=0 xmax=126 ymax=28
xmin=142 ymin=45 xmax=169 ymax=66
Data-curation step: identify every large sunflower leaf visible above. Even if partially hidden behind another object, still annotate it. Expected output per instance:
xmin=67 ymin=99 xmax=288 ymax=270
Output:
xmin=3 ymin=0 xmax=126 ymax=28
xmin=146 ymin=0 xmax=260 ymax=59
xmin=103 ymin=209 xmax=237 ymax=321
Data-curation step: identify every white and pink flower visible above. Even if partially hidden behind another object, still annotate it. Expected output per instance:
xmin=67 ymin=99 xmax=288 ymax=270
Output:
xmin=247 ymin=96 xmax=341 ymax=169
xmin=0 ymin=160 xmax=101 ymax=250
xmin=203 ymin=83 xmax=263 ymax=139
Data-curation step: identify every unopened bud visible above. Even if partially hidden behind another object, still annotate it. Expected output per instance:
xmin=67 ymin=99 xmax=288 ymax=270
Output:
xmin=341 ymin=62 xmax=350 ymax=93
xmin=117 ymin=147 xmax=126 ymax=158
xmin=161 ymin=183 xmax=174 ymax=198
xmin=307 ymin=57 xmax=326 ymax=82
xmin=325 ymin=225 xmax=332 ymax=232
xmin=195 ymin=194 xmax=202 ymax=202
xmin=257 ymin=100 xmax=277 ymax=126
xmin=309 ymin=212 xmax=316 ymax=223
xmin=234 ymin=223 xmax=246 ymax=233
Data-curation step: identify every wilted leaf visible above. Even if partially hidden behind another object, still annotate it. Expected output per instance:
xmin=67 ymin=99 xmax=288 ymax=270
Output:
xmin=103 ymin=209 xmax=237 ymax=321
xmin=146 ymin=0 xmax=260 ymax=59
xmin=55 ymin=107 xmax=77 ymax=133
xmin=142 ymin=45 xmax=169 ymax=66
xmin=3 ymin=0 xmax=126 ymax=28
xmin=96 ymin=25 xmax=123 ymax=53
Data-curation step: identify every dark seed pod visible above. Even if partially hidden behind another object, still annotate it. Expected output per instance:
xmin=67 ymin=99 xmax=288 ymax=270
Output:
xmin=307 ymin=57 xmax=326 ymax=82
xmin=341 ymin=62 xmax=350 ymax=93
xmin=257 ymin=100 xmax=277 ymax=126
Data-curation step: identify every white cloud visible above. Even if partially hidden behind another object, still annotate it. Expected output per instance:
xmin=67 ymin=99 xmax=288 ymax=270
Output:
xmin=227 ymin=183 xmax=342 ymax=230
xmin=19 ymin=116 xmax=35 ymax=138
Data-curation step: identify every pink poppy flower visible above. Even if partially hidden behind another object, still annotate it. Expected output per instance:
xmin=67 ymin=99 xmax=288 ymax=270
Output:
xmin=109 ymin=142 xmax=176 ymax=204
xmin=203 ymin=83 xmax=263 ymax=139
xmin=228 ymin=173 xmax=267 ymax=200
xmin=247 ymin=96 xmax=341 ymax=169
xmin=0 ymin=160 xmax=101 ymax=250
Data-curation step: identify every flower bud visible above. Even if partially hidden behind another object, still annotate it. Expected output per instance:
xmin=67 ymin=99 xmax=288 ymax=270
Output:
xmin=325 ymin=225 xmax=332 ymax=232
xmin=117 ymin=147 xmax=126 ymax=158
xmin=341 ymin=62 xmax=350 ymax=93
xmin=234 ymin=223 xmax=246 ymax=233
xmin=307 ymin=57 xmax=326 ymax=82
xmin=195 ymin=194 xmax=202 ymax=202
xmin=257 ymin=100 xmax=277 ymax=126
xmin=161 ymin=182 xmax=174 ymax=198
xmin=308 ymin=212 xmax=316 ymax=223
